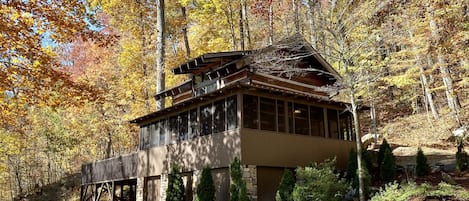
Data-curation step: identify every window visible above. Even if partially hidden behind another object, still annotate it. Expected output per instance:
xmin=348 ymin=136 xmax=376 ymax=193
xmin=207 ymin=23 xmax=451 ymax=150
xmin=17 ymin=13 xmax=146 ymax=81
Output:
xmin=169 ymin=115 xmax=178 ymax=143
xmin=179 ymin=112 xmax=188 ymax=141
xmin=159 ymin=120 xmax=166 ymax=146
xmin=339 ymin=111 xmax=353 ymax=141
xmin=294 ymin=103 xmax=309 ymax=135
xmin=141 ymin=125 xmax=150 ymax=149
xmin=200 ymin=103 xmax=213 ymax=135
xmin=226 ymin=95 xmax=237 ymax=130
xmin=150 ymin=123 xmax=158 ymax=146
xmin=243 ymin=95 xmax=258 ymax=129
xmin=260 ymin=97 xmax=276 ymax=131
xmin=288 ymin=102 xmax=294 ymax=133
xmin=213 ymin=99 xmax=226 ymax=133
xmin=189 ymin=109 xmax=198 ymax=139
xmin=328 ymin=109 xmax=339 ymax=139
xmin=277 ymin=100 xmax=286 ymax=132
xmin=310 ymin=106 xmax=324 ymax=137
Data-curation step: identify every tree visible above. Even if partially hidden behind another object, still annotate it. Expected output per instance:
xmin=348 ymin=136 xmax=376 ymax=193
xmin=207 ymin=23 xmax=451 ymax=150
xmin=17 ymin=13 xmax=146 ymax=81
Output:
xmin=156 ymin=0 xmax=166 ymax=110
xmin=415 ymin=147 xmax=430 ymax=177
xmin=197 ymin=167 xmax=215 ymax=201
xmin=230 ymin=157 xmax=250 ymax=201
xmin=275 ymin=169 xmax=294 ymax=201
xmin=166 ymin=164 xmax=185 ymax=201
xmin=346 ymin=149 xmax=372 ymax=198
xmin=292 ymin=159 xmax=349 ymax=201
xmin=378 ymin=138 xmax=391 ymax=169
xmin=380 ymin=148 xmax=396 ymax=183
xmin=456 ymin=140 xmax=468 ymax=171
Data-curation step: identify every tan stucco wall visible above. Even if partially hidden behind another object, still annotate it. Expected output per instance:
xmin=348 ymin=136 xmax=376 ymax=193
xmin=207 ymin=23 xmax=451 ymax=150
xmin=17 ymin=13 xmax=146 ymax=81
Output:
xmin=240 ymin=128 xmax=355 ymax=169
xmin=137 ymin=129 xmax=241 ymax=177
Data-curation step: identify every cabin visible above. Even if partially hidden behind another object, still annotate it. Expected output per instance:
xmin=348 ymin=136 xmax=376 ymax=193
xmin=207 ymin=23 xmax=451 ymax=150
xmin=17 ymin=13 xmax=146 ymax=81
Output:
xmin=80 ymin=35 xmax=358 ymax=201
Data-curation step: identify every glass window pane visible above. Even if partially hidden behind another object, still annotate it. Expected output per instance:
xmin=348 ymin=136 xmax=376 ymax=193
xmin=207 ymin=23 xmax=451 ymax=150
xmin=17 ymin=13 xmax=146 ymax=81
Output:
xmin=260 ymin=97 xmax=276 ymax=131
xmin=189 ymin=109 xmax=198 ymax=139
xmin=200 ymin=103 xmax=213 ymax=135
xmin=213 ymin=99 xmax=226 ymax=133
xmin=159 ymin=120 xmax=166 ymax=146
xmin=277 ymin=100 xmax=285 ymax=132
xmin=310 ymin=106 xmax=324 ymax=137
xmin=288 ymin=102 xmax=294 ymax=133
xmin=226 ymin=95 xmax=237 ymax=130
xmin=243 ymin=95 xmax=258 ymax=129
xmin=179 ymin=112 xmax=188 ymax=141
xmin=328 ymin=109 xmax=339 ymax=139
xmin=294 ymin=103 xmax=309 ymax=135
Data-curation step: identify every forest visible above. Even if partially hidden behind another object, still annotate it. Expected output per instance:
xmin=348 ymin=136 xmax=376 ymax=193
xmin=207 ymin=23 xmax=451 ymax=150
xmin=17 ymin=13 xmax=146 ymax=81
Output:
xmin=0 ymin=0 xmax=468 ymax=200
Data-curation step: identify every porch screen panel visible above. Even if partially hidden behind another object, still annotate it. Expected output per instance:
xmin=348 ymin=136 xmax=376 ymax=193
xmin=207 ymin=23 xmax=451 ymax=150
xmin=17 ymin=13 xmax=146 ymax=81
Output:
xmin=169 ymin=115 xmax=178 ymax=143
xmin=189 ymin=109 xmax=198 ymax=139
xmin=150 ymin=123 xmax=158 ymax=146
xmin=288 ymin=102 xmax=294 ymax=133
xmin=213 ymin=99 xmax=226 ymax=133
xmin=159 ymin=120 xmax=166 ymax=146
xmin=243 ymin=95 xmax=258 ymax=129
xmin=294 ymin=103 xmax=309 ymax=135
xmin=260 ymin=97 xmax=276 ymax=131
xmin=327 ymin=109 xmax=339 ymax=139
xmin=179 ymin=112 xmax=188 ymax=141
xmin=310 ymin=106 xmax=325 ymax=137
xmin=339 ymin=111 xmax=351 ymax=140
xmin=277 ymin=100 xmax=286 ymax=132
xmin=226 ymin=95 xmax=238 ymax=130
xmin=200 ymin=103 xmax=213 ymax=136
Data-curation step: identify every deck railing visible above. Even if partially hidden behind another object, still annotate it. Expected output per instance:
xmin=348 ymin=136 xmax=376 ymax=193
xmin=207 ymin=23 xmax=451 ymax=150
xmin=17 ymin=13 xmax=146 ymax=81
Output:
xmin=81 ymin=153 xmax=137 ymax=185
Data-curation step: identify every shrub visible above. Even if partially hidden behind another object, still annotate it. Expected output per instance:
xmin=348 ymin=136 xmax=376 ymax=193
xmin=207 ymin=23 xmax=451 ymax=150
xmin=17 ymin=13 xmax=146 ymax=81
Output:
xmin=292 ymin=158 xmax=350 ymax=201
xmin=275 ymin=169 xmax=295 ymax=201
xmin=197 ymin=167 xmax=215 ymax=201
xmin=166 ymin=164 xmax=185 ymax=201
xmin=415 ymin=147 xmax=430 ymax=177
xmin=378 ymin=138 xmax=391 ymax=169
xmin=456 ymin=140 xmax=469 ymax=171
xmin=370 ymin=182 xmax=469 ymax=201
xmin=379 ymin=148 xmax=396 ymax=183
xmin=230 ymin=157 xmax=250 ymax=201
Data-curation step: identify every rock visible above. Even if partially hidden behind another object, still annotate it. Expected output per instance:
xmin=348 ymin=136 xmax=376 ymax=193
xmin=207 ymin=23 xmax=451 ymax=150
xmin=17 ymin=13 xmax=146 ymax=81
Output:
xmin=441 ymin=172 xmax=457 ymax=185
xmin=361 ymin=133 xmax=378 ymax=148
xmin=453 ymin=126 xmax=468 ymax=138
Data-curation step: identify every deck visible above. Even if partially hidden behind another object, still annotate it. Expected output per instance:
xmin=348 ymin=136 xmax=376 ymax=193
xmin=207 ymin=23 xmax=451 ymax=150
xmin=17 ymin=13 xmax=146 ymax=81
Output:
xmin=81 ymin=153 xmax=138 ymax=185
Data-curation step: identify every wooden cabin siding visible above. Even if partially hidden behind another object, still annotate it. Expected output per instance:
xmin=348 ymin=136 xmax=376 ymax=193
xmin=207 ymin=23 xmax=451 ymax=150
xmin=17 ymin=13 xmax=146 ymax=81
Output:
xmin=81 ymin=153 xmax=137 ymax=185
xmin=173 ymin=90 xmax=193 ymax=105
xmin=250 ymin=73 xmax=329 ymax=97
xmin=240 ymin=128 xmax=354 ymax=169
xmin=137 ymin=129 xmax=241 ymax=177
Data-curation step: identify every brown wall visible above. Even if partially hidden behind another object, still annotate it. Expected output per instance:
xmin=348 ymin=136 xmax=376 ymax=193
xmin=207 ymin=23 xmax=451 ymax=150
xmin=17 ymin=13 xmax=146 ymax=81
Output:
xmin=240 ymin=128 xmax=355 ymax=169
xmin=137 ymin=130 xmax=241 ymax=177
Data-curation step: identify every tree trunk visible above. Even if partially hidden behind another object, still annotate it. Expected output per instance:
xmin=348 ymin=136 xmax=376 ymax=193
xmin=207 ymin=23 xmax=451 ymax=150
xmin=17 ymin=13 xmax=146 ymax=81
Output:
xmin=242 ymin=0 xmax=251 ymax=49
xmin=307 ymin=0 xmax=317 ymax=48
xmin=156 ymin=0 xmax=165 ymax=110
xmin=105 ymin=131 xmax=112 ymax=159
xmin=227 ymin=1 xmax=237 ymax=50
xmin=181 ymin=6 xmax=191 ymax=60
xmin=239 ymin=1 xmax=245 ymax=51
xmin=293 ymin=0 xmax=300 ymax=33
xmin=428 ymin=5 xmax=461 ymax=124
xmin=419 ymin=59 xmax=439 ymax=119
xmin=268 ymin=2 xmax=274 ymax=45
xmin=350 ymin=85 xmax=366 ymax=201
